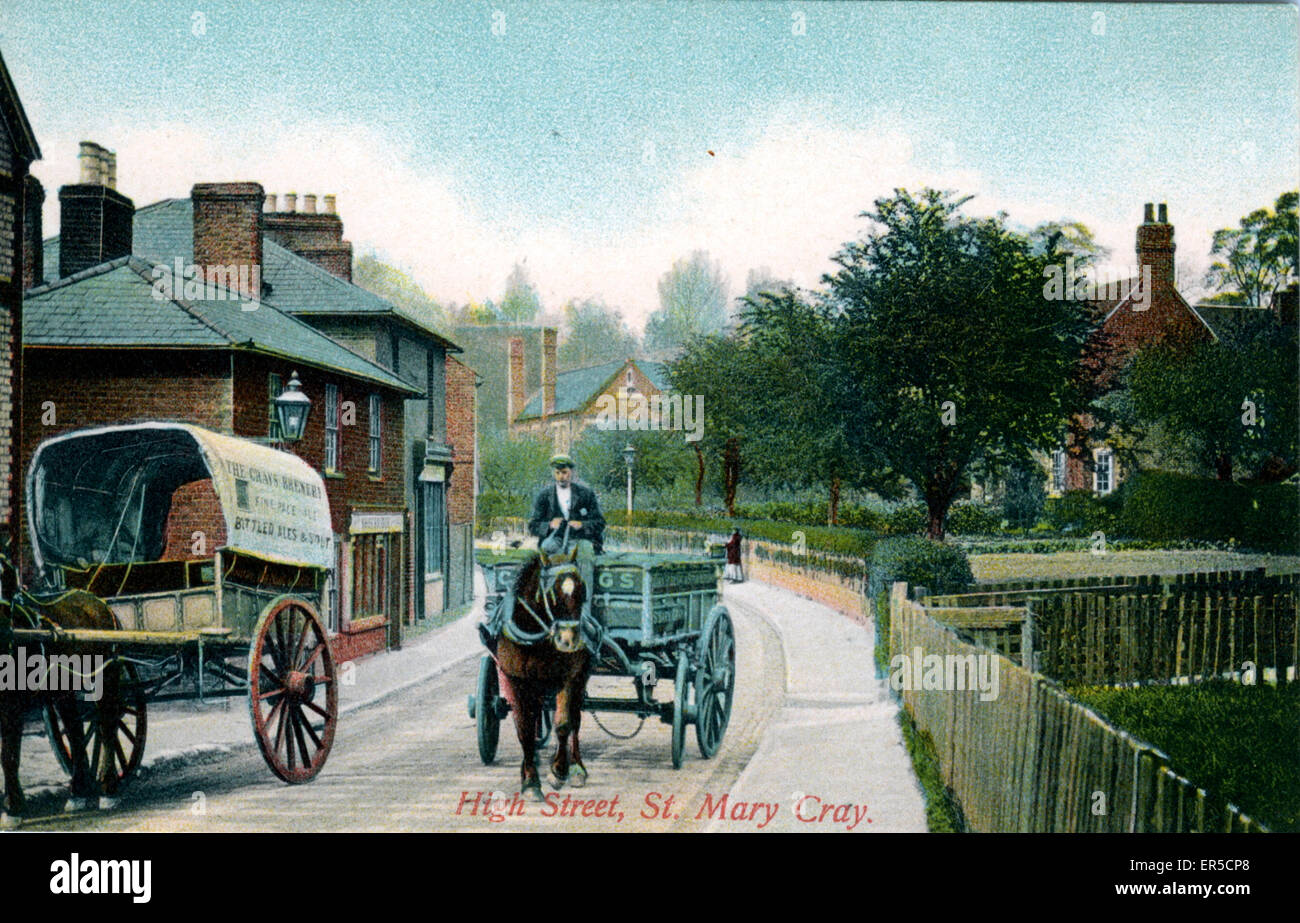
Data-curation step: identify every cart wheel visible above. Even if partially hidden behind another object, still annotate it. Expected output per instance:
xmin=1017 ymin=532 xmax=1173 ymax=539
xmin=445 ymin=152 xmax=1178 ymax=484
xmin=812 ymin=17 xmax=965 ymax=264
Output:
xmin=670 ymin=652 xmax=689 ymax=770
xmin=248 ymin=597 xmax=337 ymax=784
xmin=476 ymin=655 xmax=500 ymax=764
xmin=44 ymin=661 xmax=147 ymax=790
xmin=695 ymin=607 xmax=735 ymax=759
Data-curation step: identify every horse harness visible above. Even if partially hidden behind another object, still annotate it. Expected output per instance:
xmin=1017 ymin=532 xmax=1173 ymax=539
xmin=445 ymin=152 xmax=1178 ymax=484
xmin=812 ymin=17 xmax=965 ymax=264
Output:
xmin=504 ymin=562 xmax=584 ymax=647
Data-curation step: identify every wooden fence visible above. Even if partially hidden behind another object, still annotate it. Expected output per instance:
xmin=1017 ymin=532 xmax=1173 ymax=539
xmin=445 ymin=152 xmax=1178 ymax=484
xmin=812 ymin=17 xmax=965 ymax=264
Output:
xmin=889 ymin=583 xmax=1269 ymax=832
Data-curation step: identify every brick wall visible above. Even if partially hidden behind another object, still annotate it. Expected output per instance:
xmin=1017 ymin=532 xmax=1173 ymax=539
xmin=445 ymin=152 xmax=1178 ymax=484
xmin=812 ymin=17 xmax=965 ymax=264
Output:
xmin=263 ymin=211 xmax=352 ymax=282
xmin=161 ymin=478 xmax=226 ymax=559
xmin=192 ymin=183 xmax=263 ymax=297
xmin=0 ymin=125 xmax=21 ymax=548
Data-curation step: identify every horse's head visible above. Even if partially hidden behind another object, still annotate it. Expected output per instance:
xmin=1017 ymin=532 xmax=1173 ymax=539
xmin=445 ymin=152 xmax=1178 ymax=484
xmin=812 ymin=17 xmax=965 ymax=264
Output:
xmin=510 ymin=555 xmax=587 ymax=653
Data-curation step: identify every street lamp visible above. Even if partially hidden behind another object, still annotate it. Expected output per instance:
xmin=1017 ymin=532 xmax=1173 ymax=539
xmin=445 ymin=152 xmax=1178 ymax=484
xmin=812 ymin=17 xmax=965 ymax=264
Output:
xmin=622 ymin=443 xmax=636 ymax=523
xmin=274 ymin=371 xmax=312 ymax=444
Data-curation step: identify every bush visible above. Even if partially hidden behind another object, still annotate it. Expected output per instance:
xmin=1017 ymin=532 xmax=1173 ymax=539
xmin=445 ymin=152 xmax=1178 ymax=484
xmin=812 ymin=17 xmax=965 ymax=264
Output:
xmin=1002 ymin=465 xmax=1047 ymax=530
xmin=1117 ymin=470 xmax=1299 ymax=553
xmin=946 ymin=502 xmax=1003 ymax=535
xmin=884 ymin=502 xmax=927 ymax=535
xmin=867 ymin=536 xmax=974 ymax=598
xmin=1044 ymin=489 xmax=1119 ymax=534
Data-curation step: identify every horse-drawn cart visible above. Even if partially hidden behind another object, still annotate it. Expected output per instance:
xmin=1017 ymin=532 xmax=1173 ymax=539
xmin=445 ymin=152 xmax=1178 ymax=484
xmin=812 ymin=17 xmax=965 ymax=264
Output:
xmin=6 ymin=422 xmax=338 ymax=794
xmin=469 ymin=549 xmax=735 ymax=769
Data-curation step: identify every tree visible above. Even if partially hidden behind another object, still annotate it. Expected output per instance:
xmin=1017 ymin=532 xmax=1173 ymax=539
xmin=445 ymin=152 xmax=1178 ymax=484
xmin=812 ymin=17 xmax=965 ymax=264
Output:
xmin=557 ymin=298 xmax=641 ymax=369
xmin=644 ymin=251 xmax=729 ymax=358
xmin=825 ymin=189 xmax=1095 ymax=540
xmin=353 ymin=253 xmax=446 ymax=327
xmin=500 ymin=263 xmax=541 ymax=323
xmin=1205 ymin=191 xmax=1299 ymax=307
xmin=668 ymin=332 xmax=751 ymax=512
xmin=735 ymin=289 xmax=883 ymax=524
xmin=570 ymin=427 xmax=696 ymax=519
xmin=1123 ymin=322 xmax=1298 ymax=482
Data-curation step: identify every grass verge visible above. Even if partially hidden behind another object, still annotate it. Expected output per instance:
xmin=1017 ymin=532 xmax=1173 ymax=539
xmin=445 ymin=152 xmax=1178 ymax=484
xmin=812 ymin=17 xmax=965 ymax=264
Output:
xmin=896 ymin=708 xmax=966 ymax=832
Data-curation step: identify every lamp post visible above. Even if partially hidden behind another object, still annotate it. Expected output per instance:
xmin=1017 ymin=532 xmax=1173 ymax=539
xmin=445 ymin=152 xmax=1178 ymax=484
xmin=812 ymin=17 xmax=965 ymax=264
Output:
xmin=273 ymin=371 xmax=312 ymax=447
xmin=622 ymin=443 xmax=636 ymax=524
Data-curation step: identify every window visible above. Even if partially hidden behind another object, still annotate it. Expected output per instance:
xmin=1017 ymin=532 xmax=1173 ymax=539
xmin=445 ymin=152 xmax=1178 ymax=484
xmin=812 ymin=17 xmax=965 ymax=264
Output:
xmin=1094 ymin=449 xmax=1114 ymax=495
xmin=423 ymin=481 xmax=446 ymax=579
xmin=368 ymin=393 xmax=382 ymax=474
xmin=268 ymin=373 xmax=283 ymax=441
xmin=325 ymin=383 xmax=340 ymax=472
xmin=626 ymin=369 xmax=634 ymax=386
xmin=1051 ymin=448 xmax=1066 ymax=494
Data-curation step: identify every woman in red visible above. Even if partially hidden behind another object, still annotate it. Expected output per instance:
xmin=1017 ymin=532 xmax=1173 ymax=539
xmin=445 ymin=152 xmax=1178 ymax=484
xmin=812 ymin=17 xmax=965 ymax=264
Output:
xmin=724 ymin=528 xmax=744 ymax=583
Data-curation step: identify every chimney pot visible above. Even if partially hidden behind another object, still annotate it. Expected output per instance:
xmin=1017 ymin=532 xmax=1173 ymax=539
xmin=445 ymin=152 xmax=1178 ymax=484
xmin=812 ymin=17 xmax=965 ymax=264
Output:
xmin=285 ymin=192 xmax=297 ymax=213
xmin=78 ymin=141 xmax=103 ymax=185
xmin=1157 ymin=203 xmax=1168 ymax=223
xmin=1143 ymin=203 xmax=1155 ymax=223
xmin=102 ymin=150 xmax=117 ymax=191
xmin=303 ymin=194 xmax=317 ymax=214
xmin=323 ymin=194 xmax=337 ymax=215
xmin=265 ymin=193 xmax=278 ymax=212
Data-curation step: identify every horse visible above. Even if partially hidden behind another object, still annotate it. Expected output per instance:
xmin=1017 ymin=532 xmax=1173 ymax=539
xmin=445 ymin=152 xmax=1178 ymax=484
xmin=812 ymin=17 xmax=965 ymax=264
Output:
xmin=494 ymin=549 xmax=592 ymax=801
xmin=0 ymin=552 xmax=126 ymax=827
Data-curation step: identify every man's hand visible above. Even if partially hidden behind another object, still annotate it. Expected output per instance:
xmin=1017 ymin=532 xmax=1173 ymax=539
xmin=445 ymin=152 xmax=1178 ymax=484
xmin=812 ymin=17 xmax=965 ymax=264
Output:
xmin=568 ymin=520 xmax=583 ymax=530
xmin=550 ymin=517 xmax=563 ymax=530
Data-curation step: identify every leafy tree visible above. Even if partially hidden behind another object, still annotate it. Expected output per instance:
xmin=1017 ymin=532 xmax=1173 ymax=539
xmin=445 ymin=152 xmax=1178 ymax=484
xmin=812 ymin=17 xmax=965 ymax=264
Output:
xmin=1205 ymin=191 xmax=1299 ymax=307
xmin=668 ymin=332 xmax=750 ymax=513
xmin=742 ymin=267 xmax=795 ymax=302
xmin=1123 ymin=322 xmax=1298 ymax=481
xmin=825 ymin=188 xmax=1094 ymax=539
xmin=570 ymin=427 xmax=696 ymax=520
xmin=645 ymin=251 xmax=729 ymax=358
xmin=353 ymin=253 xmax=446 ymax=327
xmin=557 ymin=298 xmax=641 ymax=369
xmin=499 ymin=263 xmax=541 ymax=323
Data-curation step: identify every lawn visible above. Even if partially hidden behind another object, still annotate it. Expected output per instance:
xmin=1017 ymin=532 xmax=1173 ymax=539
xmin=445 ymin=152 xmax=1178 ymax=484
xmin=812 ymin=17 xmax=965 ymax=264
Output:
xmin=971 ymin=549 xmax=1300 ymax=583
xmin=1070 ymin=681 xmax=1300 ymax=832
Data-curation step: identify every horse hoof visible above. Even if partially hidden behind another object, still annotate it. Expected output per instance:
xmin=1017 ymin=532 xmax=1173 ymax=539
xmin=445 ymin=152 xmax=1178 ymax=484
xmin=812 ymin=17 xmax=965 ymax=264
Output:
xmin=0 ymin=813 xmax=21 ymax=830
xmin=98 ymin=796 xmax=121 ymax=811
xmin=522 ymin=782 xmax=545 ymax=803
xmin=63 ymin=797 xmax=94 ymax=813
xmin=548 ymin=770 xmax=566 ymax=791
xmin=568 ymin=765 xmax=588 ymax=788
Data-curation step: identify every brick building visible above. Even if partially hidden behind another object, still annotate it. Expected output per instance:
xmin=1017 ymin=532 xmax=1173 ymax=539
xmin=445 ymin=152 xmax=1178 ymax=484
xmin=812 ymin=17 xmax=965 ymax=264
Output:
xmin=1047 ymin=202 xmax=1216 ymax=496
xmin=0 ymin=49 xmax=40 ymax=555
xmin=27 ymin=159 xmax=427 ymax=661
xmin=507 ymin=327 xmax=669 ymax=452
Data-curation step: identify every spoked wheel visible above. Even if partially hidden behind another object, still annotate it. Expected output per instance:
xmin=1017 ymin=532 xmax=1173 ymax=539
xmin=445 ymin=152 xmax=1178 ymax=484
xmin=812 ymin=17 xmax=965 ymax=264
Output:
xmin=248 ymin=597 xmax=337 ymax=784
xmin=44 ymin=660 xmax=148 ymax=791
xmin=670 ymin=652 xmax=689 ymax=770
xmin=475 ymin=655 xmax=501 ymax=764
xmin=695 ymin=607 xmax=735 ymax=759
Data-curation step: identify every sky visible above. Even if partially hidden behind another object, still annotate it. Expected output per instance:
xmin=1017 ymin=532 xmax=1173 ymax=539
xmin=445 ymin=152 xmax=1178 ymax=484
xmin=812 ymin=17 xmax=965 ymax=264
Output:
xmin=3 ymin=0 xmax=1297 ymax=328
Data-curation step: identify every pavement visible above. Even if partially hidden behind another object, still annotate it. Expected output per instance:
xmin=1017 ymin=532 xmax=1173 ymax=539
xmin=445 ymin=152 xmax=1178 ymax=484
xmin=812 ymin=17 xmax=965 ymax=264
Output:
xmin=19 ymin=570 xmax=928 ymax=832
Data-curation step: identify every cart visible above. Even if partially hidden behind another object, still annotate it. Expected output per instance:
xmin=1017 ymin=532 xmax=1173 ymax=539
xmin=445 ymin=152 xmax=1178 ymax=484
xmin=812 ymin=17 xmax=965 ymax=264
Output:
xmin=12 ymin=422 xmax=339 ymax=787
xmin=469 ymin=549 xmax=735 ymax=769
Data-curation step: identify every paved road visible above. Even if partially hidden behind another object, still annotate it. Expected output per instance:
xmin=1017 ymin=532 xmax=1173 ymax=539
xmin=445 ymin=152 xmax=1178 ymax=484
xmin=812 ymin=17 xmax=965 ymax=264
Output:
xmin=11 ymin=579 xmax=925 ymax=833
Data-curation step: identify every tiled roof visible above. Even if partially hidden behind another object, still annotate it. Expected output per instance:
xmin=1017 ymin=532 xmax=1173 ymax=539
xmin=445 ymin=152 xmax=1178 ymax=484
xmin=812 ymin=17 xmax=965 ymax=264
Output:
xmin=24 ymin=256 xmax=420 ymax=394
xmin=517 ymin=359 xmax=670 ymax=420
xmin=42 ymin=197 xmax=459 ymax=350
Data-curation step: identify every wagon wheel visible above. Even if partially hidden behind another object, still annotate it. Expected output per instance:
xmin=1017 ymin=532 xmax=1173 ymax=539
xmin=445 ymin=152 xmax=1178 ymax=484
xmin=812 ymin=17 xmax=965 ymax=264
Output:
xmin=475 ymin=655 xmax=501 ymax=764
xmin=670 ymin=652 xmax=689 ymax=770
xmin=44 ymin=660 xmax=148 ymax=790
xmin=248 ymin=597 xmax=337 ymax=784
xmin=694 ymin=607 xmax=735 ymax=759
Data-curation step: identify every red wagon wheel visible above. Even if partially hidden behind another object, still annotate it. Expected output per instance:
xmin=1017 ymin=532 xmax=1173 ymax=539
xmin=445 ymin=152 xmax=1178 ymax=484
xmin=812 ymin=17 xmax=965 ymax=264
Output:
xmin=248 ymin=597 xmax=338 ymax=784
xmin=44 ymin=660 xmax=148 ymax=790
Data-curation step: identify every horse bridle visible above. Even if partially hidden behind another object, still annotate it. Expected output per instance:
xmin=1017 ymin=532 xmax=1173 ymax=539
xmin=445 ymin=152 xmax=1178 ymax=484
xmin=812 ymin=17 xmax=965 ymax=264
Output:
xmin=505 ymin=562 xmax=584 ymax=648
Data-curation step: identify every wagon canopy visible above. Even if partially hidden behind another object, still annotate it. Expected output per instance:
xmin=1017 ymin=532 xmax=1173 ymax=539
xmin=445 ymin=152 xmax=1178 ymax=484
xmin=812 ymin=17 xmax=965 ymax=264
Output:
xmin=27 ymin=423 xmax=334 ymax=572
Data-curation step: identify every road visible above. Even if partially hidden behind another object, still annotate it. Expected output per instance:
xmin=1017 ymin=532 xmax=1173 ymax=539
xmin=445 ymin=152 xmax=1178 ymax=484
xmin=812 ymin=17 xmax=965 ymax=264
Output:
xmin=16 ymin=596 xmax=789 ymax=833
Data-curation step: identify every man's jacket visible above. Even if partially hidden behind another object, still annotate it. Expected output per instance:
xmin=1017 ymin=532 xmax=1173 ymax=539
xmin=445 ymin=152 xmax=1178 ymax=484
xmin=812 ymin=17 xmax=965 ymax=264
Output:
xmin=529 ymin=480 xmax=606 ymax=553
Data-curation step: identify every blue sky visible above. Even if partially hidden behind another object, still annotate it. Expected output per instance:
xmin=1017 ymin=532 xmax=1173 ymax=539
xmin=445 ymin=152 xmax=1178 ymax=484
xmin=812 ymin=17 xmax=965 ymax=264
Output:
xmin=3 ymin=1 xmax=1297 ymax=324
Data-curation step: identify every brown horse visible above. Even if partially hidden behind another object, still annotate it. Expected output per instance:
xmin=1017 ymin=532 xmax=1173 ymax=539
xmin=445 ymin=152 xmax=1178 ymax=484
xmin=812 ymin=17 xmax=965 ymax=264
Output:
xmin=0 ymin=553 xmax=126 ymax=826
xmin=495 ymin=552 xmax=591 ymax=800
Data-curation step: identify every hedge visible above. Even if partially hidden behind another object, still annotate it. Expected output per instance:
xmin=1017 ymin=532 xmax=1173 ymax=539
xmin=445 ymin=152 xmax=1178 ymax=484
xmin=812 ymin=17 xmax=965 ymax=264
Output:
xmin=866 ymin=536 xmax=975 ymax=599
xmin=1116 ymin=470 xmax=1299 ymax=553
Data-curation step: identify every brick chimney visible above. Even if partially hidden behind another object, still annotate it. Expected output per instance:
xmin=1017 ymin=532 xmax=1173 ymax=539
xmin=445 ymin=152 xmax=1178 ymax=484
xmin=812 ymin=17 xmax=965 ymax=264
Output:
xmin=1136 ymin=201 xmax=1175 ymax=295
xmin=22 ymin=174 xmax=44 ymax=290
xmin=191 ymin=182 xmax=264 ymax=300
xmin=58 ymin=142 xmax=134 ymax=278
xmin=541 ymin=327 xmax=557 ymax=418
xmin=508 ymin=336 xmax=526 ymax=422
xmin=263 ymin=191 xmax=353 ymax=282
